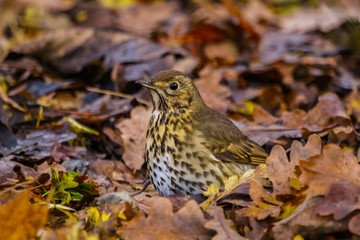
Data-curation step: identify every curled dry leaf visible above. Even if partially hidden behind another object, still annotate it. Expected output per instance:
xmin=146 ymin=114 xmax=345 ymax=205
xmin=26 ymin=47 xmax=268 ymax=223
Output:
xmin=205 ymin=204 xmax=245 ymax=240
xmin=116 ymin=106 xmax=152 ymax=170
xmin=119 ymin=198 xmax=215 ymax=240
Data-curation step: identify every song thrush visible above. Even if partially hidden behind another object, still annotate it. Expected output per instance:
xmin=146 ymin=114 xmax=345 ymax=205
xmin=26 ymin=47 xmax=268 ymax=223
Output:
xmin=138 ymin=70 xmax=268 ymax=196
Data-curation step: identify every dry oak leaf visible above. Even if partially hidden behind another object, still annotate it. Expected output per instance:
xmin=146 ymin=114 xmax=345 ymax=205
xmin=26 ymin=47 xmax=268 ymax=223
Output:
xmin=205 ymin=204 xmax=246 ymax=240
xmin=267 ymin=134 xmax=321 ymax=194
xmin=271 ymin=195 xmax=349 ymax=240
xmin=116 ymin=106 xmax=152 ymax=170
xmin=195 ymin=67 xmax=231 ymax=114
xmin=119 ymin=197 xmax=215 ymax=240
xmin=299 ymin=143 xmax=360 ymax=195
xmin=247 ymin=179 xmax=282 ymax=220
xmin=314 ymin=181 xmax=360 ymax=221
xmin=282 ymin=93 xmax=353 ymax=134
xmin=0 ymin=190 xmax=48 ymax=240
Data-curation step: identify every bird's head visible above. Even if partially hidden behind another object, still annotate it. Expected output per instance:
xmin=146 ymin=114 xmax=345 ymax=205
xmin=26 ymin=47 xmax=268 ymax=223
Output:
xmin=138 ymin=70 xmax=205 ymax=112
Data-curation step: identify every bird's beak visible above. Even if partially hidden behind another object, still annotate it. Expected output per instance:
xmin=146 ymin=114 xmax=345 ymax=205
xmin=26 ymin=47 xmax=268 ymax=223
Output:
xmin=136 ymin=80 xmax=157 ymax=90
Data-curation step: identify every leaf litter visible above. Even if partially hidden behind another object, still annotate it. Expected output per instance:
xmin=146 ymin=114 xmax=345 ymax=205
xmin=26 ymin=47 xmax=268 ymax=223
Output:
xmin=0 ymin=0 xmax=360 ymax=239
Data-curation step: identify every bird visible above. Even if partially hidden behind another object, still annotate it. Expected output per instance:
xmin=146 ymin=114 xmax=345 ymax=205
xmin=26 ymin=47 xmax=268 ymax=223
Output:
xmin=138 ymin=70 xmax=268 ymax=196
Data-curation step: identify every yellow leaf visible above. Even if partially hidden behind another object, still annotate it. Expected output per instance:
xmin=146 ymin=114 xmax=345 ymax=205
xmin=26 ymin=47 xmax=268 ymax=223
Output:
xmin=202 ymin=184 xmax=219 ymax=197
xmin=238 ymin=100 xmax=257 ymax=115
xmin=86 ymin=207 xmax=100 ymax=227
xmin=64 ymin=116 xmax=99 ymax=135
xmin=0 ymin=190 xmax=48 ymax=239
xmin=102 ymin=211 xmax=111 ymax=222
xmin=290 ymin=177 xmax=304 ymax=191
xmin=224 ymin=175 xmax=239 ymax=191
xmin=293 ymin=234 xmax=304 ymax=240
xmin=118 ymin=210 xmax=127 ymax=220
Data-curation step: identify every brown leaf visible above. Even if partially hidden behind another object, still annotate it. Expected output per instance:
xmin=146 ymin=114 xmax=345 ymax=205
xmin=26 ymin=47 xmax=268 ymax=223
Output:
xmin=266 ymin=134 xmax=322 ymax=194
xmin=119 ymin=198 xmax=215 ymax=240
xmin=0 ymin=190 xmax=48 ymax=239
xmin=314 ymin=181 xmax=360 ymax=220
xmin=271 ymin=195 xmax=348 ymax=240
xmin=349 ymin=213 xmax=360 ymax=235
xmin=282 ymin=93 xmax=353 ymax=134
xmin=116 ymin=106 xmax=152 ymax=170
xmin=195 ymin=67 xmax=231 ymax=114
xmin=299 ymin=144 xmax=360 ymax=195
xmin=247 ymin=180 xmax=281 ymax=220
xmin=205 ymin=204 xmax=245 ymax=240
xmin=266 ymin=145 xmax=293 ymax=194
xmin=289 ymin=134 xmax=322 ymax=166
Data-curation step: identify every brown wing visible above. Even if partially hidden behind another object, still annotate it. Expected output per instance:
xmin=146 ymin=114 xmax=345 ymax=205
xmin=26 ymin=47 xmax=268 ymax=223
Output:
xmin=195 ymin=107 xmax=268 ymax=165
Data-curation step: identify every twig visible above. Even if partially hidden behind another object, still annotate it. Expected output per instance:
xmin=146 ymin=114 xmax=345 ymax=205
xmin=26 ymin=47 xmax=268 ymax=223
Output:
xmin=86 ymin=87 xmax=151 ymax=107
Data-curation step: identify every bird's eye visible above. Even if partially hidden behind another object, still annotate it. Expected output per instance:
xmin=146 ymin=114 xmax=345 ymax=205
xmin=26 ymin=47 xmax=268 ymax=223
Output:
xmin=169 ymin=82 xmax=179 ymax=90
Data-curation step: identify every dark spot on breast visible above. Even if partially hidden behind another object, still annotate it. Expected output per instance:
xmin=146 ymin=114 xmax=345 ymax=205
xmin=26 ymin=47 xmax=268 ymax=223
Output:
xmin=192 ymin=152 xmax=198 ymax=158
xmin=160 ymin=177 xmax=165 ymax=182
xmin=189 ymin=168 xmax=195 ymax=174
xmin=181 ymin=161 xmax=186 ymax=168
xmin=191 ymin=181 xmax=198 ymax=187
xmin=174 ymin=159 xmax=179 ymax=167
xmin=206 ymin=180 xmax=212 ymax=186
xmin=160 ymin=114 xmax=166 ymax=124
xmin=189 ymin=187 xmax=195 ymax=193
xmin=216 ymin=175 xmax=224 ymax=189
xmin=180 ymin=170 xmax=186 ymax=176
xmin=195 ymin=172 xmax=201 ymax=178
xmin=167 ymin=146 xmax=175 ymax=153
xmin=179 ymin=177 xmax=185 ymax=183
xmin=199 ymin=182 xmax=205 ymax=189
xmin=203 ymin=171 xmax=209 ymax=178
xmin=200 ymin=163 xmax=206 ymax=169
xmin=174 ymin=169 xmax=180 ymax=176
xmin=149 ymin=115 xmax=155 ymax=125
xmin=210 ymin=169 xmax=216 ymax=176
xmin=186 ymin=153 xmax=191 ymax=158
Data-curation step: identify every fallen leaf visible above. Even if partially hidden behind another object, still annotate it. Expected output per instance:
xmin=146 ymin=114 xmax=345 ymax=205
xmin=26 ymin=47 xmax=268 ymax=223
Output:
xmin=205 ymin=204 xmax=245 ymax=240
xmin=119 ymin=198 xmax=215 ymax=240
xmin=349 ymin=213 xmax=360 ymax=235
xmin=116 ymin=106 xmax=152 ymax=170
xmin=271 ymin=195 xmax=348 ymax=240
xmin=314 ymin=181 xmax=360 ymax=221
xmin=299 ymin=144 xmax=360 ymax=195
xmin=289 ymin=134 xmax=322 ymax=166
xmin=266 ymin=145 xmax=293 ymax=194
xmin=0 ymin=190 xmax=48 ymax=239
xmin=247 ymin=180 xmax=282 ymax=220
xmin=195 ymin=67 xmax=231 ymax=114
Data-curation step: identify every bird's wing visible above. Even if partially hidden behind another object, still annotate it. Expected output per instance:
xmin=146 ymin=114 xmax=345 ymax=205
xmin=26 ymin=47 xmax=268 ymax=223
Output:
xmin=195 ymin=108 xmax=268 ymax=165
